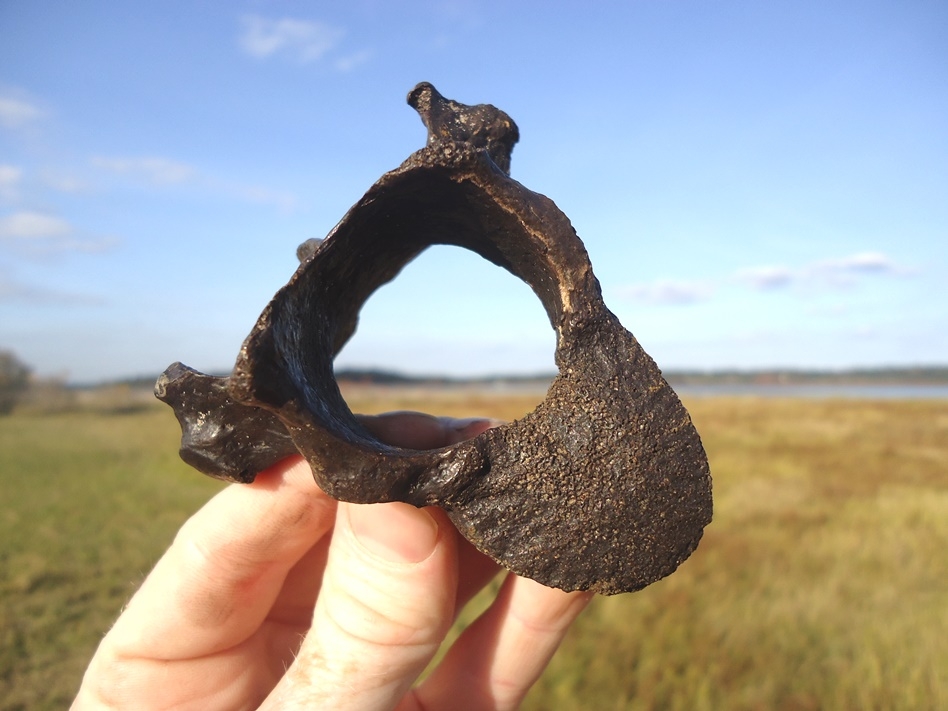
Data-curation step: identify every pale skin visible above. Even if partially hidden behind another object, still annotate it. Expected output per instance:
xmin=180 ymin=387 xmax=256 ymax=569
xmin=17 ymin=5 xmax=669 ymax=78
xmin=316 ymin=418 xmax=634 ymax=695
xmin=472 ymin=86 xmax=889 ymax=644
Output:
xmin=73 ymin=412 xmax=593 ymax=710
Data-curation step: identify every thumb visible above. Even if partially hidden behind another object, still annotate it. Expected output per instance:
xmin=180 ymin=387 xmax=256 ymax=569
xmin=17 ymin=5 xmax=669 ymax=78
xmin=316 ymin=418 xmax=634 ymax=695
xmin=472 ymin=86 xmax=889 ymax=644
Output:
xmin=261 ymin=501 xmax=458 ymax=710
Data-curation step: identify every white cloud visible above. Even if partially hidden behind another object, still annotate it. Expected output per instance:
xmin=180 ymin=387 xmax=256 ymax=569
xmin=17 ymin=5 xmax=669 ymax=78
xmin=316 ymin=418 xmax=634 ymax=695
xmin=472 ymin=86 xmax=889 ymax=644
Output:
xmin=735 ymin=251 xmax=914 ymax=291
xmin=42 ymin=172 xmax=90 ymax=194
xmin=734 ymin=265 xmax=794 ymax=290
xmin=334 ymin=49 xmax=373 ymax=73
xmin=238 ymin=15 xmax=344 ymax=63
xmin=0 ymin=210 xmax=117 ymax=256
xmin=0 ymin=94 xmax=45 ymax=130
xmin=90 ymin=155 xmax=298 ymax=210
xmin=0 ymin=164 xmax=22 ymax=201
xmin=91 ymin=156 xmax=197 ymax=185
xmin=0 ymin=211 xmax=71 ymax=240
xmin=0 ymin=270 xmax=104 ymax=305
xmin=619 ymin=251 xmax=913 ymax=307
xmin=810 ymin=251 xmax=904 ymax=277
xmin=826 ymin=252 xmax=893 ymax=271
xmin=617 ymin=279 xmax=714 ymax=305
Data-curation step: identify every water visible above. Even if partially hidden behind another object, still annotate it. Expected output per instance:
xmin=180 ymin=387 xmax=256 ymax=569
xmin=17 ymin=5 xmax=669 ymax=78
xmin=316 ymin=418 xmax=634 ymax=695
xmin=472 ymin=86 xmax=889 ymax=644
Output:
xmin=672 ymin=383 xmax=948 ymax=400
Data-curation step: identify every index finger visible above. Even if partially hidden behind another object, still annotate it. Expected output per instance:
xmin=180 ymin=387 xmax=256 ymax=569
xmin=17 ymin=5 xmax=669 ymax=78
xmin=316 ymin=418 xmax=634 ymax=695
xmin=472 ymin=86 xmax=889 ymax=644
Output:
xmin=105 ymin=456 xmax=336 ymax=660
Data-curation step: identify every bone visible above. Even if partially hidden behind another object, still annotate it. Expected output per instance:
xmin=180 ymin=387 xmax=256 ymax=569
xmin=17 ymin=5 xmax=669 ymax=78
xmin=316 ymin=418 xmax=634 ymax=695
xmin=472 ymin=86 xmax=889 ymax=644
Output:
xmin=156 ymin=83 xmax=712 ymax=594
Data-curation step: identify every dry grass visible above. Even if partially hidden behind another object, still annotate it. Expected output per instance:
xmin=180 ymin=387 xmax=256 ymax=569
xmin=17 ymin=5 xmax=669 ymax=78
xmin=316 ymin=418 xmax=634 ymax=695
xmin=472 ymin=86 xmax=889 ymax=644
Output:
xmin=1 ymin=393 xmax=946 ymax=709
xmin=524 ymin=398 xmax=948 ymax=710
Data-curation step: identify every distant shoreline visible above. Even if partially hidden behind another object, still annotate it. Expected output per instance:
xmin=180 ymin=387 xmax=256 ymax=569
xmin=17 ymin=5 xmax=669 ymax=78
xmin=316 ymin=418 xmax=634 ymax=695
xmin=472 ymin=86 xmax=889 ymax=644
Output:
xmin=335 ymin=366 xmax=948 ymax=388
xmin=74 ymin=365 xmax=948 ymax=391
xmin=662 ymin=366 xmax=948 ymax=387
xmin=16 ymin=365 xmax=947 ymax=415
xmin=673 ymin=382 xmax=948 ymax=400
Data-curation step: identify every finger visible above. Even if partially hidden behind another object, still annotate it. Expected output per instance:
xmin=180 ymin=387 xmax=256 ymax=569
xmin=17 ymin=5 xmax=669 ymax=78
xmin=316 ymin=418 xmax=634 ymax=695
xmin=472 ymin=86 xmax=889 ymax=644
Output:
xmin=264 ymin=413 xmax=500 ymax=630
xmin=104 ymin=456 xmax=336 ymax=660
xmin=261 ymin=501 xmax=458 ymax=710
xmin=358 ymin=411 xmax=501 ymax=450
xmin=441 ymin=416 xmax=503 ymax=444
xmin=455 ymin=535 xmax=501 ymax=611
xmin=359 ymin=410 xmax=502 ymax=608
xmin=262 ymin=524 xmax=335 ymax=664
xmin=411 ymin=575 xmax=594 ymax=711
xmin=266 ymin=517 xmax=335 ymax=625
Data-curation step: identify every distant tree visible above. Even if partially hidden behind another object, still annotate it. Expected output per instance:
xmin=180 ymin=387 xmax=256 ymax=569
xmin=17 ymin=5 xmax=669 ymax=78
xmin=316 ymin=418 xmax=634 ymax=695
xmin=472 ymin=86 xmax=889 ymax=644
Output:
xmin=0 ymin=350 xmax=31 ymax=414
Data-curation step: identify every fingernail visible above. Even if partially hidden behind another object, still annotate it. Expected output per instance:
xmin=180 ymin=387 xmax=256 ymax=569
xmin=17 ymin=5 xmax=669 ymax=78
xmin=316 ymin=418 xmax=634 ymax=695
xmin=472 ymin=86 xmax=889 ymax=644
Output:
xmin=442 ymin=417 xmax=504 ymax=443
xmin=347 ymin=502 xmax=439 ymax=564
xmin=446 ymin=417 xmax=502 ymax=430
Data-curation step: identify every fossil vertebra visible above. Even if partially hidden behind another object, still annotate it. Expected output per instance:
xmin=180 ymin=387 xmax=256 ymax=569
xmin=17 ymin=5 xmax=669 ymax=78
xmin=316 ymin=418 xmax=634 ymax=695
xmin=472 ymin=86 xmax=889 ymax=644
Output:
xmin=156 ymin=83 xmax=712 ymax=595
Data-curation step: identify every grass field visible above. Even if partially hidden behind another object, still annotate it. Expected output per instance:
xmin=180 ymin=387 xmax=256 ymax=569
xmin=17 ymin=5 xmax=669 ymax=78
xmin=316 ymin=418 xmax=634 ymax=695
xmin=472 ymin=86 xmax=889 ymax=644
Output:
xmin=1 ymin=391 xmax=946 ymax=709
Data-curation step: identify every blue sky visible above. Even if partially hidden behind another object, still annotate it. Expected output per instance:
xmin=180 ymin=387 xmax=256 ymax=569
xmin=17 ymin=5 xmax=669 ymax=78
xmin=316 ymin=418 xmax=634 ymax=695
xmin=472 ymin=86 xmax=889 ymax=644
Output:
xmin=1 ymin=1 xmax=945 ymax=382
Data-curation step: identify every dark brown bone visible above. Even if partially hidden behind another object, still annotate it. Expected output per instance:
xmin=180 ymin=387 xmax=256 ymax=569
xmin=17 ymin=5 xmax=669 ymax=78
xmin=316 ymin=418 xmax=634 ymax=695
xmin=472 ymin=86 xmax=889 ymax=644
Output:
xmin=156 ymin=83 xmax=712 ymax=594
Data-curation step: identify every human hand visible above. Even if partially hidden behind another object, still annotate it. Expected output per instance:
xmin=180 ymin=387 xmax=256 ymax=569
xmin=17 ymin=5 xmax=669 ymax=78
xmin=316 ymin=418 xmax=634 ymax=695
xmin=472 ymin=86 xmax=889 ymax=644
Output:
xmin=73 ymin=411 xmax=593 ymax=710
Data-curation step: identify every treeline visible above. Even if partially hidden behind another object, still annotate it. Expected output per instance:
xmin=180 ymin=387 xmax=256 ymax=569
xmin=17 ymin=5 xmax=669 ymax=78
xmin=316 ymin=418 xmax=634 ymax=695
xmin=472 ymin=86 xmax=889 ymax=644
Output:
xmin=5 ymin=355 xmax=948 ymax=417
xmin=72 ymin=365 xmax=948 ymax=390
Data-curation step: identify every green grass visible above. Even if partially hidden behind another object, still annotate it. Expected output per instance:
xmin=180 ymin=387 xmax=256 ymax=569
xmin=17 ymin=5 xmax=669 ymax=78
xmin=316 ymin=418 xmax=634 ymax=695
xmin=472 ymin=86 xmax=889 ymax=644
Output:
xmin=2 ymin=397 xmax=946 ymax=709
xmin=0 ymin=408 xmax=224 ymax=710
